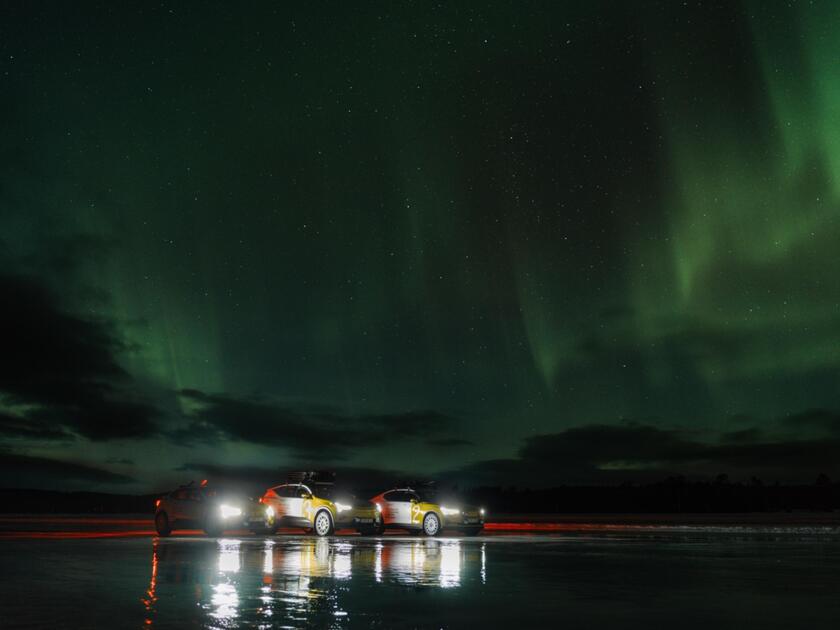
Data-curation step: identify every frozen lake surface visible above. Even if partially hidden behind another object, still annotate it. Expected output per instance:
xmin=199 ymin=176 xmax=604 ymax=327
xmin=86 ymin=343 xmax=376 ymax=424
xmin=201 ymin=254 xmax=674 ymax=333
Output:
xmin=2 ymin=526 xmax=840 ymax=628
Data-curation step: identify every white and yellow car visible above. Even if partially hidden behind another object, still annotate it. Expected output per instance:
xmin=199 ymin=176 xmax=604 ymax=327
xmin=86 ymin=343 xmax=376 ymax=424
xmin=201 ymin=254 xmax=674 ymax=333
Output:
xmin=370 ymin=487 xmax=485 ymax=536
xmin=260 ymin=480 xmax=381 ymax=536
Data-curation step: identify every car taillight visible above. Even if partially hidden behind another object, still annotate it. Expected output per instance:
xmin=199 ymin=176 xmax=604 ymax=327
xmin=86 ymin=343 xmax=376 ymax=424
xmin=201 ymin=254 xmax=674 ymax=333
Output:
xmin=155 ymin=499 xmax=160 ymax=508
xmin=258 ymin=497 xmax=264 ymax=503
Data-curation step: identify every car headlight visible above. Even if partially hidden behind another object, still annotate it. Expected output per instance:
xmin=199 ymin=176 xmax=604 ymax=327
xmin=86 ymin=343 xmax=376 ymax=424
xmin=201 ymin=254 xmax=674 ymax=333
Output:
xmin=265 ymin=505 xmax=275 ymax=518
xmin=440 ymin=506 xmax=460 ymax=516
xmin=480 ymin=508 xmax=485 ymax=516
xmin=335 ymin=502 xmax=352 ymax=513
xmin=375 ymin=503 xmax=382 ymax=512
xmin=219 ymin=504 xmax=242 ymax=519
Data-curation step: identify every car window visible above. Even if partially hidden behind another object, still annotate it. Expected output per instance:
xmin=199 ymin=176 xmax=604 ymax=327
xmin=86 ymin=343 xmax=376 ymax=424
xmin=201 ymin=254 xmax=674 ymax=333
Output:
xmin=406 ymin=491 xmax=420 ymax=502
xmin=385 ymin=490 xmax=409 ymax=502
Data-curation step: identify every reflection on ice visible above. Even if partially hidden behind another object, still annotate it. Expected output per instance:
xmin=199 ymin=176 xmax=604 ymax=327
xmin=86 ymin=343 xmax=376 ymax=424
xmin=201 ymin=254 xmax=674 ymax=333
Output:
xmin=211 ymin=539 xmax=242 ymax=623
xmin=440 ymin=542 xmax=461 ymax=588
xmin=147 ymin=537 xmax=487 ymax=627
xmin=210 ymin=583 xmax=239 ymax=622
xmin=218 ymin=539 xmax=241 ymax=573
xmin=384 ymin=540 xmax=465 ymax=587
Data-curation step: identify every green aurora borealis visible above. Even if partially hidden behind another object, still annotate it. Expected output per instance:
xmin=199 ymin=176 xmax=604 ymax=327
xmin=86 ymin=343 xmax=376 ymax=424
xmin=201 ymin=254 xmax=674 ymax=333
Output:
xmin=2 ymin=1 xmax=840 ymax=490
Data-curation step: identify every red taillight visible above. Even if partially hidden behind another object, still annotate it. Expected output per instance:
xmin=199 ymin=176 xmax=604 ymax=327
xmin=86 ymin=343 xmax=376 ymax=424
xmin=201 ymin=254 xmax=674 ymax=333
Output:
xmin=155 ymin=499 xmax=160 ymax=508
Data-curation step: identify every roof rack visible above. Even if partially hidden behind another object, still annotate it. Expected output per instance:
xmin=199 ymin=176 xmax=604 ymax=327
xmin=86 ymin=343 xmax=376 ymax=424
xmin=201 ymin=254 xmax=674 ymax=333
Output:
xmin=286 ymin=471 xmax=336 ymax=484
xmin=397 ymin=479 xmax=436 ymax=490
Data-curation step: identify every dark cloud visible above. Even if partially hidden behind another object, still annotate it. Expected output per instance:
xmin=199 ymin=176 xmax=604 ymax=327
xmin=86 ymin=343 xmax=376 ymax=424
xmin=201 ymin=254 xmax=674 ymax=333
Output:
xmin=172 ymin=389 xmax=458 ymax=459
xmin=0 ymin=273 xmax=159 ymax=441
xmin=0 ymin=453 xmax=135 ymax=487
xmin=0 ymin=412 xmax=75 ymax=441
xmin=780 ymin=409 xmax=840 ymax=437
xmin=452 ymin=413 xmax=840 ymax=486
xmin=426 ymin=437 xmax=474 ymax=448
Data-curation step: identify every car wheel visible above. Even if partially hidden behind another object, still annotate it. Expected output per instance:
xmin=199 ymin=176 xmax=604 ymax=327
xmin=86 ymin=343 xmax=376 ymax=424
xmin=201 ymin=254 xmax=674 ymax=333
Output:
xmin=422 ymin=512 xmax=441 ymax=537
xmin=155 ymin=512 xmax=172 ymax=536
xmin=313 ymin=510 xmax=334 ymax=537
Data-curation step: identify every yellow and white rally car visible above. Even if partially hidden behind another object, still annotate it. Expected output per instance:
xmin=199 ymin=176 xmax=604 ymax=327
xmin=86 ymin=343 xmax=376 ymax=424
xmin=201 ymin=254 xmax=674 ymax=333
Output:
xmin=260 ymin=476 xmax=381 ymax=537
xmin=370 ymin=487 xmax=485 ymax=536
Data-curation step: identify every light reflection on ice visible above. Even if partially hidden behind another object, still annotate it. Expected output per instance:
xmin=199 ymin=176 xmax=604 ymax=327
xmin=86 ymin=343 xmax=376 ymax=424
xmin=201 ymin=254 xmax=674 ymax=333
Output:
xmin=150 ymin=536 xmax=479 ymax=627
xmin=210 ymin=583 xmax=239 ymax=621
xmin=331 ymin=542 xmax=352 ymax=580
xmin=439 ymin=542 xmax=461 ymax=588
xmin=374 ymin=542 xmax=383 ymax=583
xmin=217 ymin=539 xmax=241 ymax=573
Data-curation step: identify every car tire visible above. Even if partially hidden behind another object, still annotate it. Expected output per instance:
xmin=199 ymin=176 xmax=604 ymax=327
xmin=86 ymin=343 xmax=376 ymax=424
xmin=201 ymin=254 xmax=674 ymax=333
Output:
xmin=313 ymin=510 xmax=334 ymax=537
xmin=422 ymin=512 xmax=441 ymax=537
xmin=155 ymin=512 xmax=172 ymax=537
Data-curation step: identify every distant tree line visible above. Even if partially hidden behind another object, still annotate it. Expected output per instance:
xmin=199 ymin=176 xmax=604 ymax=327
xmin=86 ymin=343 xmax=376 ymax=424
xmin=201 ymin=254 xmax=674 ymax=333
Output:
xmin=1 ymin=474 xmax=839 ymax=514
xmin=463 ymin=474 xmax=840 ymax=514
xmin=0 ymin=489 xmax=158 ymax=514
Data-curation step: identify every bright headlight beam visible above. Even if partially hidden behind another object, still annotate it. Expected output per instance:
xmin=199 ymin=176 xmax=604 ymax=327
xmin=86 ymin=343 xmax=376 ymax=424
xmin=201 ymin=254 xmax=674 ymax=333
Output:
xmin=440 ymin=506 xmax=460 ymax=516
xmin=219 ymin=504 xmax=242 ymax=519
xmin=335 ymin=502 xmax=352 ymax=513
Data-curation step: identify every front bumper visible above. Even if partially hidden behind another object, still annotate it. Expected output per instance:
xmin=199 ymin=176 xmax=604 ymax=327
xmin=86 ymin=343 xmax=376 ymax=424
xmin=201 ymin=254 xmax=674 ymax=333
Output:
xmin=336 ymin=507 xmax=381 ymax=529
xmin=442 ymin=512 xmax=484 ymax=529
xmin=240 ymin=505 xmax=275 ymax=530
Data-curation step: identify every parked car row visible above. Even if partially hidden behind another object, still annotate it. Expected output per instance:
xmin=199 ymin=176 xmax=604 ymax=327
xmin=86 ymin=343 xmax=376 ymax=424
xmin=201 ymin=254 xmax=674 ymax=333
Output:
xmin=154 ymin=474 xmax=485 ymax=538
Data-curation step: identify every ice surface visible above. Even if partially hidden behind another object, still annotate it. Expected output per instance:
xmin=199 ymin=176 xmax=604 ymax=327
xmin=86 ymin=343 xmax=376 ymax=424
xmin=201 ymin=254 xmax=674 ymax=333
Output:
xmin=2 ymin=524 xmax=840 ymax=628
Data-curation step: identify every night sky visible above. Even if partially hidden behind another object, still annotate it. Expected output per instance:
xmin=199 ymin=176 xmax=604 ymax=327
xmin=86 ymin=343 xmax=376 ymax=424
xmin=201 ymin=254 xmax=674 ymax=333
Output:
xmin=2 ymin=1 xmax=840 ymax=492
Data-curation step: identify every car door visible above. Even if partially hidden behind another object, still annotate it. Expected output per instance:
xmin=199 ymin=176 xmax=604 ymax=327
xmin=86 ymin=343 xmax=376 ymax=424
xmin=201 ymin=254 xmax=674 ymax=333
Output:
xmin=167 ymin=488 xmax=189 ymax=520
xmin=405 ymin=491 xmax=422 ymax=526
xmin=298 ymin=484 xmax=314 ymax=522
xmin=185 ymin=488 xmax=206 ymax=522
xmin=284 ymin=484 xmax=305 ymax=519
xmin=384 ymin=491 xmax=412 ymax=526
xmin=266 ymin=485 xmax=294 ymax=521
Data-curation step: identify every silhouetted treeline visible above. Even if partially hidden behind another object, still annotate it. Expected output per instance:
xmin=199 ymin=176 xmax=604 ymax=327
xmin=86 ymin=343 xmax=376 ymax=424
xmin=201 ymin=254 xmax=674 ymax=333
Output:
xmin=463 ymin=474 xmax=840 ymax=514
xmin=2 ymin=474 xmax=839 ymax=514
xmin=0 ymin=489 xmax=158 ymax=514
